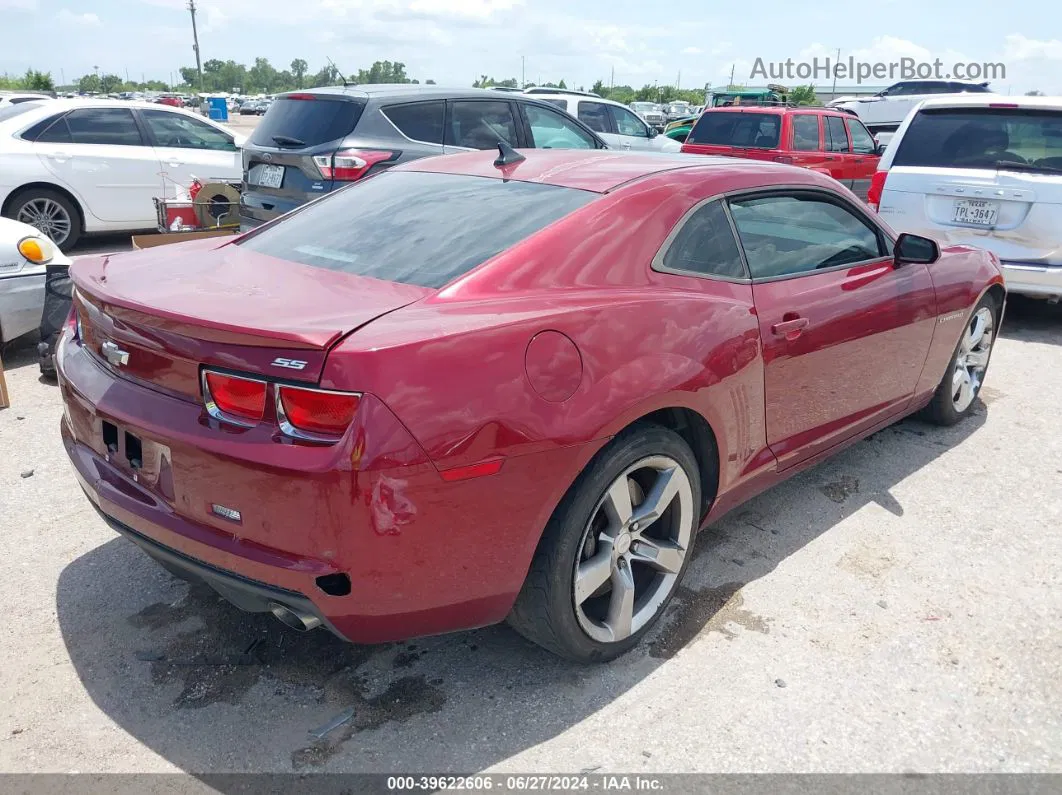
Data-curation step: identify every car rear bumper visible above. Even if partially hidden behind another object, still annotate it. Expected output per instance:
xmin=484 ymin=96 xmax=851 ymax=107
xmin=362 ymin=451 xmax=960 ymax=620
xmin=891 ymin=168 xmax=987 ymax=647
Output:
xmin=57 ymin=332 xmax=582 ymax=643
xmin=0 ymin=271 xmax=45 ymax=343
xmin=1000 ymin=261 xmax=1062 ymax=299
xmin=239 ymin=190 xmax=314 ymax=230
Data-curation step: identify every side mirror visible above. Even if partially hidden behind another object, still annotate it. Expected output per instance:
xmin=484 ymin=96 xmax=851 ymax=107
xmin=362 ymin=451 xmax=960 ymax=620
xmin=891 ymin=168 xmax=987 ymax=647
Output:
xmin=875 ymin=142 xmax=887 ymax=155
xmin=647 ymin=126 xmax=658 ymax=139
xmin=894 ymin=233 xmax=939 ymax=265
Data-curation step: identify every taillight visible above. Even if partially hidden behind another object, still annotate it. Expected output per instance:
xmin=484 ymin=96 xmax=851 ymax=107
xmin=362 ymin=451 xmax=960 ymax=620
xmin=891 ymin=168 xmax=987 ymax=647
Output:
xmin=203 ymin=372 xmax=267 ymax=426
xmin=276 ymin=385 xmax=361 ymax=440
xmin=867 ymin=170 xmax=888 ymax=212
xmin=312 ymin=149 xmax=395 ymax=181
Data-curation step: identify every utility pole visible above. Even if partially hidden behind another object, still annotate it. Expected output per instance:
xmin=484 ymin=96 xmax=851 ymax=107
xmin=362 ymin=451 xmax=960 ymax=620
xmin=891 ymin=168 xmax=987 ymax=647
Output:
xmin=676 ymin=70 xmax=681 ymax=91
xmin=188 ymin=0 xmax=203 ymax=92
xmin=60 ymin=68 xmax=65 ymax=88
xmin=831 ymin=48 xmax=840 ymax=101
xmin=610 ymin=65 xmax=614 ymax=95
xmin=728 ymin=64 xmax=735 ymax=91
xmin=521 ymin=55 xmax=525 ymax=89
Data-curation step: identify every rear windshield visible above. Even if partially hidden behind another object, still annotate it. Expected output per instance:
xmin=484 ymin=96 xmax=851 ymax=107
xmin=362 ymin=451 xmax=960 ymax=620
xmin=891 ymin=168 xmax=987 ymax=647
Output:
xmin=0 ymin=101 xmax=43 ymax=125
xmin=894 ymin=107 xmax=1062 ymax=170
xmin=250 ymin=96 xmax=364 ymax=148
xmin=238 ymin=171 xmax=596 ymax=288
xmin=687 ymin=111 xmax=781 ymax=148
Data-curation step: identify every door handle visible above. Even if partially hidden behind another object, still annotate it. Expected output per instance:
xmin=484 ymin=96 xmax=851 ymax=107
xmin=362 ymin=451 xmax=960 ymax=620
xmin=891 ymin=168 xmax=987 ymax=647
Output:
xmin=49 ymin=152 xmax=72 ymax=162
xmin=771 ymin=316 xmax=809 ymax=340
xmin=824 ymin=155 xmax=837 ymax=161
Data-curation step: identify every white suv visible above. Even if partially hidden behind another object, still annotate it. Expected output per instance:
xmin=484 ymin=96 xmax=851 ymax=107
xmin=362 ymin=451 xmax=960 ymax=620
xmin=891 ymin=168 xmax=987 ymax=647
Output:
xmin=871 ymin=95 xmax=1062 ymax=301
xmin=830 ymin=79 xmax=993 ymax=135
xmin=527 ymin=91 xmax=680 ymax=152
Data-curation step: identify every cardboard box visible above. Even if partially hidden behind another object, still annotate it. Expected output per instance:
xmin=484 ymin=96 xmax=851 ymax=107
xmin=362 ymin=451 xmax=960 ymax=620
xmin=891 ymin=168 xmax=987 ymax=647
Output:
xmin=131 ymin=228 xmax=238 ymax=250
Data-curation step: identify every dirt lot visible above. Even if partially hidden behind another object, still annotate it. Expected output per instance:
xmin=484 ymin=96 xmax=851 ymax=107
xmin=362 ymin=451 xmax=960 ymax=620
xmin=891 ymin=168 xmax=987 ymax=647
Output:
xmin=0 ymin=297 xmax=1059 ymax=775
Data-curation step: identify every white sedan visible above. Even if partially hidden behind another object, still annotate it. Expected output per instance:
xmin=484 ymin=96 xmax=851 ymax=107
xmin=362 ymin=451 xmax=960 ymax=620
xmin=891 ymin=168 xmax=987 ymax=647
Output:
xmin=0 ymin=98 xmax=245 ymax=249
xmin=0 ymin=216 xmax=70 ymax=345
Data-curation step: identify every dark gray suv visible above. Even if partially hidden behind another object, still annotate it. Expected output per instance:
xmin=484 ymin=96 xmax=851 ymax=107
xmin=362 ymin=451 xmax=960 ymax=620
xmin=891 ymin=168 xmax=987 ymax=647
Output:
xmin=239 ymin=85 xmax=608 ymax=230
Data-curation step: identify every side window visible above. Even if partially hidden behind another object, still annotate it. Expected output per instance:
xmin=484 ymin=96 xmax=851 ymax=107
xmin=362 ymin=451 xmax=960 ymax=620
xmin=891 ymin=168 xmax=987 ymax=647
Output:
xmin=658 ymin=200 xmax=746 ymax=279
xmin=577 ymin=101 xmax=611 ymax=134
xmin=541 ymin=99 xmax=568 ymax=110
xmin=728 ymin=193 xmax=885 ymax=279
xmin=383 ymin=101 xmax=445 ymax=145
xmin=64 ymin=108 xmax=143 ymax=146
xmin=847 ymin=119 xmax=876 ymax=154
xmin=28 ymin=113 xmax=72 ymax=143
xmin=885 ymin=82 xmax=913 ymax=96
xmin=522 ymin=103 xmax=597 ymax=149
xmin=142 ymin=110 xmax=235 ymax=150
xmin=825 ymin=116 xmax=850 ymax=152
xmin=791 ymin=114 xmax=820 ymax=151
xmin=608 ymin=106 xmax=649 ymax=138
xmin=446 ymin=100 xmax=518 ymax=149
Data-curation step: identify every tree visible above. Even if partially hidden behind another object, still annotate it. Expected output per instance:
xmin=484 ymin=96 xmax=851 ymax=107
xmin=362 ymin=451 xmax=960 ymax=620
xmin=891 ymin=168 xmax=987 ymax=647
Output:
xmin=179 ymin=67 xmax=199 ymax=87
xmin=591 ymin=79 xmax=606 ymax=97
xmin=77 ymin=73 xmax=101 ymax=93
xmin=247 ymin=57 xmax=278 ymax=93
xmin=789 ymin=84 xmax=819 ymax=106
xmin=99 ymin=73 xmax=123 ymax=93
xmin=291 ymin=58 xmax=308 ymax=89
xmin=557 ymin=79 xmax=567 ymax=89
xmin=425 ymin=79 xmax=436 ymax=85
xmin=1026 ymin=89 xmax=1045 ymax=96
xmin=23 ymin=69 xmax=54 ymax=91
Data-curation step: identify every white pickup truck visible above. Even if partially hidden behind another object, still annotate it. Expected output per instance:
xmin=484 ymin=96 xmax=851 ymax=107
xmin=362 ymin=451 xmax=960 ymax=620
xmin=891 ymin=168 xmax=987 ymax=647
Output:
xmin=829 ymin=79 xmax=994 ymax=135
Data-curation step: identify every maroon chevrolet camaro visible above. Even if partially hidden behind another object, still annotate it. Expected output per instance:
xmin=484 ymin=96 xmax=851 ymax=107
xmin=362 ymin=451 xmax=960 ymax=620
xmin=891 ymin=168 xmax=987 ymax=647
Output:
xmin=57 ymin=148 xmax=1004 ymax=662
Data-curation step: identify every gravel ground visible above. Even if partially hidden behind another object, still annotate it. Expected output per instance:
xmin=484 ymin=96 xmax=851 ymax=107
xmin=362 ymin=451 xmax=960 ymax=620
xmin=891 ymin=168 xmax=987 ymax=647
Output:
xmin=0 ymin=296 xmax=1059 ymax=775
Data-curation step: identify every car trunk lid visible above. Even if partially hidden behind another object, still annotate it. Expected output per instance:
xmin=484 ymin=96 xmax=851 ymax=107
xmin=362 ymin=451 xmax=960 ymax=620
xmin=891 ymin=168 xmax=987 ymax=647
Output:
xmin=70 ymin=238 xmax=430 ymax=401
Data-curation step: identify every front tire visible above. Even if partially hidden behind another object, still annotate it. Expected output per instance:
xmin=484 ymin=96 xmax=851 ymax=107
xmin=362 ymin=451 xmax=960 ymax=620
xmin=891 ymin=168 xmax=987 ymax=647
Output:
xmin=509 ymin=424 xmax=701 ymax=662
xmin=924 ymin=294 xmax=999 ymax=426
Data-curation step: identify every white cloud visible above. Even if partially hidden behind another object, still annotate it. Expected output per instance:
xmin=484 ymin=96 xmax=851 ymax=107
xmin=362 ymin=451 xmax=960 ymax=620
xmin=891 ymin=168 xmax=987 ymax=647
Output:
xmin=0 ymin=0 xmax=37 ymax=8
xmin=682 ymin=46 xmax=703 ymax=56
xmin=1003 ymin=34 xmax=1062 ymax=61
xmin=58 ymin=9 xmax=102 ymax=26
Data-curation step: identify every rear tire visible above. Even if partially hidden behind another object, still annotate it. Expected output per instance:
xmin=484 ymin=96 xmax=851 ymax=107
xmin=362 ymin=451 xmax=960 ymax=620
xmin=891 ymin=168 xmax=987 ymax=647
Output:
xmin=509 ymin=424 xmax=701 ymax=663
xmin=924 ymin=294 xmax=999 ymax=426
xmin=6 ymin=187 xmax=82 ymax=250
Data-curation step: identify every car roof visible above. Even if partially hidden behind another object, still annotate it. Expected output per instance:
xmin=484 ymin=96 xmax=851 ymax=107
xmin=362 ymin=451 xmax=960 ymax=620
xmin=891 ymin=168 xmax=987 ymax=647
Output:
xmin=396 ymin=148 xmax=798 ymax=193
xmin=282 ymin=85 xmax=545 ymax=102
xmin=913 ymin=94 xmax=1062 ymax=111
xmin=525 ymin=92 xmax=628 ymax=109
xmin=892 ymin=78 xmax=989 ymax=85
xmin=701 ymin=105 xmax=847 ymax=116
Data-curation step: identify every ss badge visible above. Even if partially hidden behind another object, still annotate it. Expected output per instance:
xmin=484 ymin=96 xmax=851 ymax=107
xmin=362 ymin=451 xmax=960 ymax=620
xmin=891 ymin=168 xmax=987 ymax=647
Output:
xmin=271 ymin=357 xmax=308 ymax=371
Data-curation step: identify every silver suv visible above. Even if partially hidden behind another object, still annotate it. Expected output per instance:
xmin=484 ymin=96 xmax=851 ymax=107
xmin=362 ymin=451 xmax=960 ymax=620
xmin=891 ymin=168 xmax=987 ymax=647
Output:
xmin=240 ymin=85 xmax=607 ymax=230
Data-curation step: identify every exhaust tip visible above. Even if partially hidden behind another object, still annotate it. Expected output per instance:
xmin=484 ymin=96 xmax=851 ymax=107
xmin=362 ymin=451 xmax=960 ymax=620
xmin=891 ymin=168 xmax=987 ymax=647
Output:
xmin=269 ymin=602 xmax=322 ymax=632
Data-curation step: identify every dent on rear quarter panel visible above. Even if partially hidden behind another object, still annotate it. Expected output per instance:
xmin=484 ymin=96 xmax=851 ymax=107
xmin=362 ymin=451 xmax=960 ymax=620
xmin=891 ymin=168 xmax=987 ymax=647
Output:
xmin=913 ymin=245 xmax=1005 ymax=397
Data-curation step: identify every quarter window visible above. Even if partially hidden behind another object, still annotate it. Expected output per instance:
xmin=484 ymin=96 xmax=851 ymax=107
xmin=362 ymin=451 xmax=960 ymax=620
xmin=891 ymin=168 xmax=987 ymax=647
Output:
xmin=609 ymin=106 xmax=649 ymax=137
xmin=523 ymin=104 xmax=597 ymax=149
xmin=383 ymin=101 xmax=445 ymax=145
xmin=658 ymin=200 xmax=746 ymax=279
xmin=446 ymin=100 xmax=518 ymax=149
xmin=142 ymin=109 xmax=235 ymax=150
xmin=791 ymin=114 xmax=820 ymax=151
xmin=825 ymin=116 xmax=850 ymax=152
xmin=728 ymin=193 xmax=885 ymax=279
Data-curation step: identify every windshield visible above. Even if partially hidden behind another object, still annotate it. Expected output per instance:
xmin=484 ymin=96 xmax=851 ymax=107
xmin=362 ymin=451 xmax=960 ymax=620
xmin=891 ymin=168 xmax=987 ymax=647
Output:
xmin=894 ymin=107 xmax=1062 ymax=170
xmin=631 ymin=103 xmax=656 ymax=112
xmin=239 ymin=171 xmax=596 ymax=289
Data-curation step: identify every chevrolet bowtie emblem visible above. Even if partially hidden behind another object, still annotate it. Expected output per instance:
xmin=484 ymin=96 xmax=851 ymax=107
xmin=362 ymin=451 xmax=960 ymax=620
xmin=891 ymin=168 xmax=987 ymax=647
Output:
xmin=101 ymin=340 xmax=129 ymax=367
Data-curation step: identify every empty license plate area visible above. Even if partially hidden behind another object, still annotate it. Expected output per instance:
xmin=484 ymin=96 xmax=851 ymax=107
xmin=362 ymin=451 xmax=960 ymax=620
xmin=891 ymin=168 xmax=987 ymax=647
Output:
xmin=99 ymin=419 xmax=170 ymax=496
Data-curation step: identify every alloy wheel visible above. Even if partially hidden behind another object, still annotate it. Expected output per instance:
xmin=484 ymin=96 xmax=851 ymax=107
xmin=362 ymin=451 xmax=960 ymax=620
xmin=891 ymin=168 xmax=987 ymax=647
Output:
xmin=572 ymin=456 xmax=695 ymax=644
xmin=16 ymin=198 xmax=72 ymax=247
xmin=951 ymin=306 xmax=994 ymax=413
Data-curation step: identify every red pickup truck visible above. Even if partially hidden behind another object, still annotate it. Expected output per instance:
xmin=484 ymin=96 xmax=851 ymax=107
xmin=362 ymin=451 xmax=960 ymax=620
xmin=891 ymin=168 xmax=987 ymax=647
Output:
xmin=680 ymin=106 xmax=882 ymax=200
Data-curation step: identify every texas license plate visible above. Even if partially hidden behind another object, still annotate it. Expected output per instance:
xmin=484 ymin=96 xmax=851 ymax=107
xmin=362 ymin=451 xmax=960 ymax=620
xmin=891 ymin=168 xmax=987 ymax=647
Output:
xmin=953 ymin=199 xmax=998 ymax=226
xmin=255 ymin=164 xmax=284 ymax=189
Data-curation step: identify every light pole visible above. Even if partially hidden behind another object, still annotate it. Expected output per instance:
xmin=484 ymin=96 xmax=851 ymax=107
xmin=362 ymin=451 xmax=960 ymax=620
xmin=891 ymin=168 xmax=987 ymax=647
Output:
xmin=188 ymin=0 xmax=203 ymax=92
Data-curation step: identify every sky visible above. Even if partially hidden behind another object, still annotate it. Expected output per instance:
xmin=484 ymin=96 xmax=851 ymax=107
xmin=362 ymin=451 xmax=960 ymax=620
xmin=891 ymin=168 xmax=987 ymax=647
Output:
xmin=1 ymin=0 xmax=1061 ymax=94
